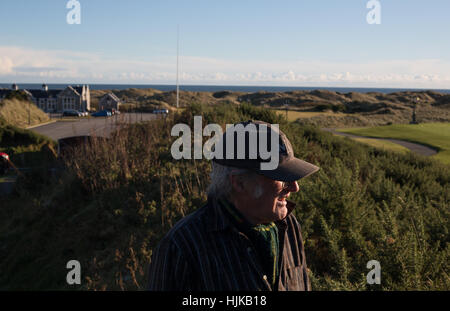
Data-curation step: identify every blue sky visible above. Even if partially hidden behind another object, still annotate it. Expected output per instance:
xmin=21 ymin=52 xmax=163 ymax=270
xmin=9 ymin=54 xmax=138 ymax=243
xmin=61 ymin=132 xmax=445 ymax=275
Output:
xmin=1 ymin=0 xmax=450 ymax=88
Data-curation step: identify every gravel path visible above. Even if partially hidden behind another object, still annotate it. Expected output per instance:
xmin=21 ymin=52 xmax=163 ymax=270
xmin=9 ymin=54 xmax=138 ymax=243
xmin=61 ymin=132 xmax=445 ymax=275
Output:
xmin=321 ymin=128 xmax=438 ymax=156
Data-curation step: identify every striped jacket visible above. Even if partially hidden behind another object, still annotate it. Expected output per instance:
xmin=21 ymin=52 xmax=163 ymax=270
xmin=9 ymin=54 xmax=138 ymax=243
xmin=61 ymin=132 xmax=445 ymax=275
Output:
xmin=147 ymin=196 xmax=311 ymax=291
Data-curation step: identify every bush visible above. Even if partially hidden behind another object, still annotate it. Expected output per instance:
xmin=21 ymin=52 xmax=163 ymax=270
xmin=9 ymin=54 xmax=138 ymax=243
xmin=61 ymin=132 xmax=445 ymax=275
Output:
xmin=0 ymin=123 xmax=53 ymax=147
xmin=4 ymin=90 xmax=31 ymax=102
xmin=316 ymin=104 xmax=332 ymax=112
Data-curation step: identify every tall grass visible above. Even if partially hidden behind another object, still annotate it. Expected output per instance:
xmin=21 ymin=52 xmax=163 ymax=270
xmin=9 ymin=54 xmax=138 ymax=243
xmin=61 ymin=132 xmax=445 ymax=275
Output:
xmin=0 ymin=99 xmax=50 ymax=128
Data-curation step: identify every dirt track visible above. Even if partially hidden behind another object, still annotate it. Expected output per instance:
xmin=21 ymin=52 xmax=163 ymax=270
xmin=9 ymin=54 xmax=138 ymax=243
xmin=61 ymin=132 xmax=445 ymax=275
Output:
xmin=321 ymin=128 xmax=438 ymax=156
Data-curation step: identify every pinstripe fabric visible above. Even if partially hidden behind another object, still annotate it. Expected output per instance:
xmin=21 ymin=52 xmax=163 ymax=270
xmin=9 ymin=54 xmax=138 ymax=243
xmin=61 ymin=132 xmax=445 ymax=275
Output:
xmin=219 ymin=198 xmax=280 ymax=288
xmin=147 ymin=196 xmax=311 ymax=291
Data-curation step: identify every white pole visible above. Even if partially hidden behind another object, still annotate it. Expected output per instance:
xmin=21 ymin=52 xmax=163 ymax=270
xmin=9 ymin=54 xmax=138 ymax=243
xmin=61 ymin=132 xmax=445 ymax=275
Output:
xmin=176 ymin=24 xmax=180 ymax=109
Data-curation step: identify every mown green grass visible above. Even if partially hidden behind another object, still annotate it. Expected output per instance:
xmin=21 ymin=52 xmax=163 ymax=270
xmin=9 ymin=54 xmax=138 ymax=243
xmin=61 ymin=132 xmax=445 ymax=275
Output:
xmin=334 ymin=135 xmax=410 ymax=154
xmin=339 ymin=123 xmax=450 ymax=164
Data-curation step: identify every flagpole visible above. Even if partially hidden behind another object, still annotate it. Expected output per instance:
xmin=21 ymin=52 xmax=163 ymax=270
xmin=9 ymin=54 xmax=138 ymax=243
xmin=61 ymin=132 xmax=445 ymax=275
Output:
xmin=176 ymin=24 xmax=179 ymax=109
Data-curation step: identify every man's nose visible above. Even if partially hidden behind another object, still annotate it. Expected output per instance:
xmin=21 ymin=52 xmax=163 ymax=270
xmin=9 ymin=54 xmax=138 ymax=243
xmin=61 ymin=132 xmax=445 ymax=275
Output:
xmin=286 ymin=181 xmax=299 ymax=193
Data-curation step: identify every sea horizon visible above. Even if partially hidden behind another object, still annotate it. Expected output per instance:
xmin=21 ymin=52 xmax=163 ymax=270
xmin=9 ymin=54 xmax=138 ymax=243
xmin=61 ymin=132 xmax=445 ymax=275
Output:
xmin=1 ymin=83 xmax=450 ymax=94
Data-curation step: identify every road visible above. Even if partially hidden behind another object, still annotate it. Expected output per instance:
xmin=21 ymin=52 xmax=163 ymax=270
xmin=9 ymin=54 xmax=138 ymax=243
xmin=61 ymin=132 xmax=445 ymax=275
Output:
xmin=30 ymin=113 xmax=158 ymax=141
xmin=322 ymin=128 xmax=438 ymax=156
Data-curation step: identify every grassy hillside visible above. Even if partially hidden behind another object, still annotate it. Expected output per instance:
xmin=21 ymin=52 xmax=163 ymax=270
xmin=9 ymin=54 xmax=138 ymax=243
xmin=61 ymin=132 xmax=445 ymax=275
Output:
xmin=91 ymin=88 xmax=450 ymax=127
xmin=0 ymin=118 xmax=56 ymax=169
xmin=340 ymin=123 xmax=450 ymax=165
xmin=0 ymin=98 xmax=50 ymax=128
xmin=274 ymin=109 xmax=345 ymax=122
xmin=0 ymin=103 xmax=448 ymax=290
xmin=90 ymin=88 xmax=236 ymax=112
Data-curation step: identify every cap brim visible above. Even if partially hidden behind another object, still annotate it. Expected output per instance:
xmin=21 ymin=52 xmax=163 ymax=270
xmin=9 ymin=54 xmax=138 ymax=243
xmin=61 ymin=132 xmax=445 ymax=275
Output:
xmin=255 ymin=157 xmax=320 ymax=182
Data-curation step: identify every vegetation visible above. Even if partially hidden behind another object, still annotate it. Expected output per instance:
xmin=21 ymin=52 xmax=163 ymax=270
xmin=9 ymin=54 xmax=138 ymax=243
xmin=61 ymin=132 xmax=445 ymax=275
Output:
xmin=90 ymin=88 xmax=234 ymax=112
xmin=274 ymin=109 xmax=345 ymax=122
xmin=0 ymin=98 xmax=50 ymax=128
xmin=0 ymin=118 xmax=56 ymax=168
xmin=0 ymin=103 xmax=448 ymax=291
xmin=340 ymin=123 xmax=450 ymax=165
xmin=333 ymin=135 xmax=410 ymax=154
xmin=4 ymin=90 xmax=31 ymax=102
xmin=91 ymin=88 xmax=450 ymax=128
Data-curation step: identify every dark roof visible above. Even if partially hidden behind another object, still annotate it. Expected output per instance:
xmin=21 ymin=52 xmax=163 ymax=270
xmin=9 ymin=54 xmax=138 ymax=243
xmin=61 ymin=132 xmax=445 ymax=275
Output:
xmin=100 ymin=92 xmax=121 ymax=102
xmin=27 ymin=89 xmax=60 ymax=99
xmin=1 ymin=85 xmax=88 ymax=100
xmin=72 ymin=86 xmax=83 ymax=95
xmin=0 ymin=89 xmax=13 ymax=97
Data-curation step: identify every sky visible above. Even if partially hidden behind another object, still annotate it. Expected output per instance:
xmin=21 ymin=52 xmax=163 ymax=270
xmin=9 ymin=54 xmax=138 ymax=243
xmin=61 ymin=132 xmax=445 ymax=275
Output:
xmin=1 ymin=0 xmax=450 ymax=88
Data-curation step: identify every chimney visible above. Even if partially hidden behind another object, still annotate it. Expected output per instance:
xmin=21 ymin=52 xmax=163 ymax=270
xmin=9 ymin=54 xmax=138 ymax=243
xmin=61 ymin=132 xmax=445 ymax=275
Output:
xmin=42 ymin=84 xmax=48 ymax=91
xmin=11 ymin=83 xmax=18 ymax=90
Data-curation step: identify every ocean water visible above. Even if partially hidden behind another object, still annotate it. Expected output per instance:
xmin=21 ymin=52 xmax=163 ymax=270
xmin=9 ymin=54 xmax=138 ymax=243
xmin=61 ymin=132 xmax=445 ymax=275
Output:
xmin=1 ymin=83 xmax=450 ymax=94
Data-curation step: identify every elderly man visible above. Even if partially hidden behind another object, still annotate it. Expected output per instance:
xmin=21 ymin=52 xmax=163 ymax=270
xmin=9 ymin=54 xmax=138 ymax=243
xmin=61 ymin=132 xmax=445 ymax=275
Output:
xmin=147 ymin=120 xmax=319 ymax=291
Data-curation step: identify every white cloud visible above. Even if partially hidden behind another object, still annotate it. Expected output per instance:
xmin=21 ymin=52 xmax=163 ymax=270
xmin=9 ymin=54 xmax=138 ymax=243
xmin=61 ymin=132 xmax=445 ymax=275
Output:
xmin=0 ymin=56 xmax=14 ymax=74
xmin=0 ymin=45 xmax=449 ymax=89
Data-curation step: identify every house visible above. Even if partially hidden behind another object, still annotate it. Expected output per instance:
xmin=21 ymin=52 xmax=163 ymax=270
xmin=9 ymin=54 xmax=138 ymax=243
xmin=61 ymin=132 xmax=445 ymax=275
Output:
xmin=0 ymin=84 xmax=91 ymax=113
xmin=27 ymin=85 xmax=59 ymax=112
xmin=57 ymin=85 xmax=91 ymax=112
xmin=98 ymin=92 xmax=121 ymax=111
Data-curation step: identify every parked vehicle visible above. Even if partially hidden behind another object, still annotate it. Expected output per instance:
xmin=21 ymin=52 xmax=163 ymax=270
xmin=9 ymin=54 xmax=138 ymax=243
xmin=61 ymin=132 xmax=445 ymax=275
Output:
xmin=62 ymin=109 xmax=82 ymax=117
xmin=106 ymin=109 xmax=120 ymax=115
xmin=91 ymin=110 xmax=112 ymax=117
xmin=153 ymin=109 xmax=169 ymax=114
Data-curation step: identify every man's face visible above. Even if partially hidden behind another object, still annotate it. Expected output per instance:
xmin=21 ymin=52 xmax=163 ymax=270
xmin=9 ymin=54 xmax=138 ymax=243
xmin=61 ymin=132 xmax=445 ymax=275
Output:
xmin=246 ymin=174 xmax=300 ymax=224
